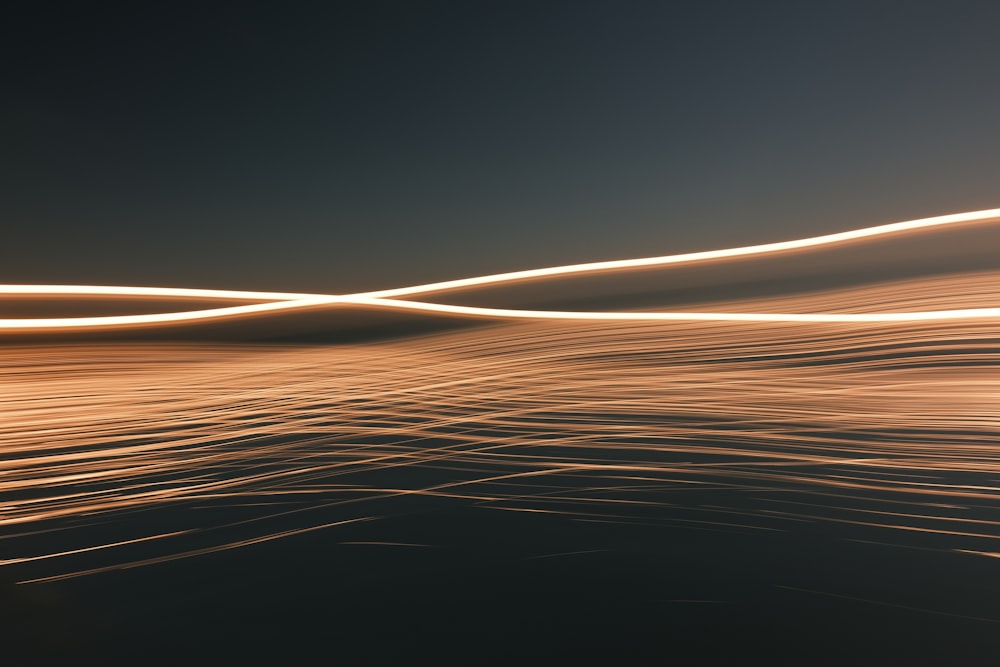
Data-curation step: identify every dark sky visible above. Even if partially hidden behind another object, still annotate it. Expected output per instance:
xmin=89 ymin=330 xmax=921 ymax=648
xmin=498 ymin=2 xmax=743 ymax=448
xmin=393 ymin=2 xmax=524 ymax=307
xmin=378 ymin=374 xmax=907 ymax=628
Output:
xmin=4 ymin=1 xmax=1000 ymax=293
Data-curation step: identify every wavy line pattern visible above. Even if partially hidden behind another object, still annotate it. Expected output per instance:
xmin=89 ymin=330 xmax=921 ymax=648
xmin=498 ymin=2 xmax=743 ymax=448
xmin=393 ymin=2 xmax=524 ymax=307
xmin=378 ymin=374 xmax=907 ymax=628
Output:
xmin=3 ymin=207 xmax=1000 ymax=329
xmin=1 ymin=270 xmax=999 ymax=583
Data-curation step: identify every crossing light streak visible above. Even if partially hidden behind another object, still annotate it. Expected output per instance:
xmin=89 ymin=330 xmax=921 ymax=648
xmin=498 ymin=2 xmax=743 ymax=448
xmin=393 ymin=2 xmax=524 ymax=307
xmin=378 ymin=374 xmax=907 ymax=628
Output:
xmin=2 ymin=207 xmax=1000 ymax=330
xmin=1 ymin=208 xmax=998 ymax=585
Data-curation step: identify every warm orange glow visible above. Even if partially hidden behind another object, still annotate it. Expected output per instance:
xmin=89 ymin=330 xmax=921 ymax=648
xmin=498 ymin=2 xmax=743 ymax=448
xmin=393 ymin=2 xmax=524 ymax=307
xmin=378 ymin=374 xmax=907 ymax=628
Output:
xmin=2 ymin=270 xmax=999 ymax=583
xmin=2 ymin=209 xmax=998 ymax=585
xmin=2 ymin=206 xmax=1000 ymax=329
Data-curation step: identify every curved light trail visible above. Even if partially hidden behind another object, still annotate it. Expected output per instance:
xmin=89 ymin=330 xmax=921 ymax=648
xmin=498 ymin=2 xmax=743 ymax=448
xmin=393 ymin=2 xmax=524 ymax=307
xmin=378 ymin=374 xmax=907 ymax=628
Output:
xmin=2 ymin=207 xmax=1000 ymax=329
xmin=2 ymin=270 xmax=1000 ymax=583
xmin=3 ymin=205 xmax=999 ymax=635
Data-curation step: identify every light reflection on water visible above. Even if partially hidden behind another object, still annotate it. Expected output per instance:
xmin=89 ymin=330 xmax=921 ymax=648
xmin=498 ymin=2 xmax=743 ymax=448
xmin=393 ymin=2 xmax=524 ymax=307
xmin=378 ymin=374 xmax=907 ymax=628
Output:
xmin=2 ymin=271 xmax=998 ymax=587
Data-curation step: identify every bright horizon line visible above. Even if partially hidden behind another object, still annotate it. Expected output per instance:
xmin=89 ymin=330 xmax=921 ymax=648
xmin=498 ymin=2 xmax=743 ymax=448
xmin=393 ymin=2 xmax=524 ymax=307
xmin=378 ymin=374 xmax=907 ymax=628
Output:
xmin=3 ymin=206 xmax=1000 ymax=329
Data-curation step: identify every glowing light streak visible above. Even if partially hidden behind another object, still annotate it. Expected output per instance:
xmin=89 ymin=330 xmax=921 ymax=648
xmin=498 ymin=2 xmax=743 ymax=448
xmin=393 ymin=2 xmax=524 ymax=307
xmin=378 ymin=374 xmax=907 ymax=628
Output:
xmin=3 ymin=206 xmax=1000 ymax=329
xmin=1 ymin=272 xmax=998 ymax=581
xmin=1 ymin=214 xmax=999 ymax=585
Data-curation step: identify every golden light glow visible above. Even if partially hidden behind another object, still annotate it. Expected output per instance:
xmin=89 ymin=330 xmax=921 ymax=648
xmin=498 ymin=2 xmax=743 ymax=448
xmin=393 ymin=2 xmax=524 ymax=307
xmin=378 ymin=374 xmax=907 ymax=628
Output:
xmin=2 ymin=206 xmax=1000 ymax=330
xmin=1 ymin=209 xmax=998 ymax=585
xmin=1 ymin=271 xmax=998 ymax=583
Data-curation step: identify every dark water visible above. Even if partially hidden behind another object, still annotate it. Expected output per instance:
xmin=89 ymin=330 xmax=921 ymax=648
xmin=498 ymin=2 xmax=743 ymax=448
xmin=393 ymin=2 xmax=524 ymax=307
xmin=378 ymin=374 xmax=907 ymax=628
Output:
xmin=4 ymin=305 xmax=1000 ymax=665
xmin=7 ymin=494 xmax=1000 ymax=666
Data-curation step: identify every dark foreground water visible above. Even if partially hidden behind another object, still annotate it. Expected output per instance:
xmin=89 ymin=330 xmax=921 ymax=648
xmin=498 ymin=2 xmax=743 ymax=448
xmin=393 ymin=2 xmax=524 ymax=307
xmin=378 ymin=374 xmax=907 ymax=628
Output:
xmin=6 ymin=498 xmax=1000 ymax=666
xmin=3 ymin=315 xmax=999 ymax=665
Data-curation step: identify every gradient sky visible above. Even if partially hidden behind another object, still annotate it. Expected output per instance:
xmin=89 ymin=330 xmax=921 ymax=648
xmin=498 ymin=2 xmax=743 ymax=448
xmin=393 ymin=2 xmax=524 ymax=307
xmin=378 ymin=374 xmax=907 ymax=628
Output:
xmin=4 ymin=1 xmax=1000 ymax=294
